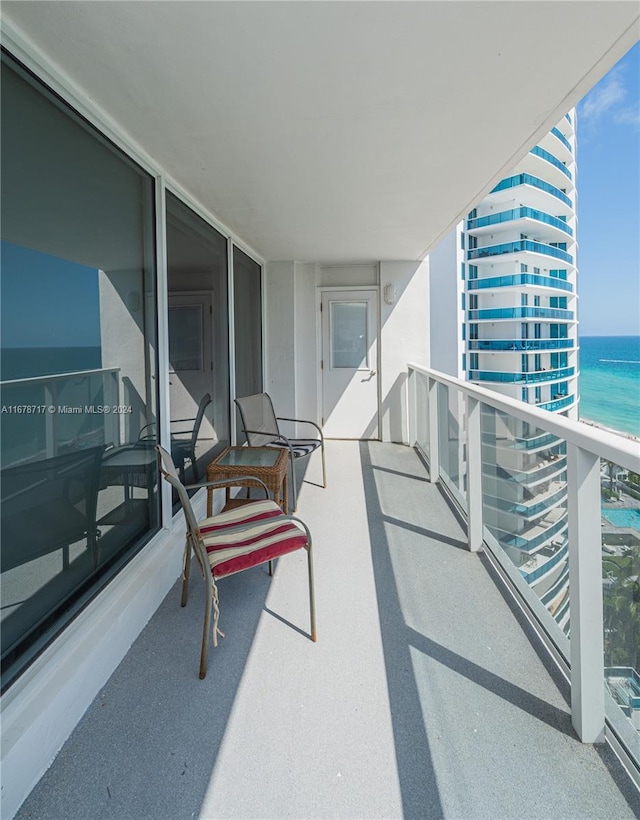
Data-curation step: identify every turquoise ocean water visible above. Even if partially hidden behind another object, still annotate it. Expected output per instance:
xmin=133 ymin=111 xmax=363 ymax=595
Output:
xmin=579 ymin=336 xmax=640 ymax=438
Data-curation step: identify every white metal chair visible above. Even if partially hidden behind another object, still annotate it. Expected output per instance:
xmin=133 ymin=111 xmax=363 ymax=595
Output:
xmin=234 ymin=392 xmax=326 ymax=512
xmin=156 ymin=445 xmax=316 ymax=679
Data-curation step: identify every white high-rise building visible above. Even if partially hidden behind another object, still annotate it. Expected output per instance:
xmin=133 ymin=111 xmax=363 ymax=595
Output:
xmin=430 ymin=111 xmax=579 ymax=631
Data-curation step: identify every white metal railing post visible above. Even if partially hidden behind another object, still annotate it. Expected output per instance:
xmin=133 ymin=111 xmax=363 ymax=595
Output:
xmin=407 ymin=366 xmax=416 ymax=446
xmin=567 ymin=442 xmax=605 ymax=743
xmin=465 ymin=394 xmax=483 ymax=552
xmin=427 ymin=376 xmax=440 ymax=483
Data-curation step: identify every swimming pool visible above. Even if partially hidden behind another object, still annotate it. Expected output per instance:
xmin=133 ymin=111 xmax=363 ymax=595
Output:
xmin=601 ymin=508 xmax=640 ymax=529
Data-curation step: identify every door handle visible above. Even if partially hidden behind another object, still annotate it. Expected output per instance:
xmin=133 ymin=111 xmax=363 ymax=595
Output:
xmin=370 ymin=370 xmax=377 ymax=376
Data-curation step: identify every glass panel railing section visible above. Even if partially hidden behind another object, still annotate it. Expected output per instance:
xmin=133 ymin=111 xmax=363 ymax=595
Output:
xmin=469 ymin=367 xmax=575 ymax=385
xmin=480 ymin=405 xmax=570 ymax=638
xmin=467 ymin=240 xmax=573 ymax=265
xmin=468 ymin=307 xmax=574 ymax=321
xmin=601 ymin=459 xmax=640 ymax=738
xmin=413 ymin=369 xmax=430 ymax=460
xmin=437 ymin=381 xmax=466 ymax=508
xmin=467 ymin=273 xmax=573 ymax=292
xmin=468 ymin=339 xmax=574 ymax=352
xmin=490 ymin=173 xmax=573 ymax=209
xmin=466 ymin=208 xmax=573 ymax=237
xmin=1 ymin=368 xmax=121 ymax=469
xmin=551 ymin=126 xmax=572 ymax=153
xmin=538 ymin=395 xmax=574 ymax=412
xmin=530 ymin=145 xmax=572 ymax=180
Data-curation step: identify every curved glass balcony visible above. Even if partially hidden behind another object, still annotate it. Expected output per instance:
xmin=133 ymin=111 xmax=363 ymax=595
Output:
xmin=467 ymin=240 xmax=573 ymax=264
xmin=467 ymin=207 xmax=573 ymax=237
xmin=521 ymin=544 xmax=568 ymax=585
xmin=539 ymin=395 xmax=574 ymax=412
xmin=485 ymin=485 xmax=568 ymax=519
xmin=468 ymin=307 xmax=574 ymax=321
xmin=530 ymin=145 xmax=572 ymax=180
xmin=468 ymin=367 xmax=575 ymax=384
xmin=467 ymin=273 xmax=573 ymax=292
xmin=497 ymin=514 xmax=568 ymax=553
xmin=468 ymin=339 xmax=574 ymax=352
xmin=490 ymin=173 xmax=572 ymax=208
xmin=551 ymin=127 xmax=572 ymax=153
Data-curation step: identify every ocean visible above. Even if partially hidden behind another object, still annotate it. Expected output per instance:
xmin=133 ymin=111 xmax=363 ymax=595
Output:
xmin=579 ymin=336 xmax=640 ymax=439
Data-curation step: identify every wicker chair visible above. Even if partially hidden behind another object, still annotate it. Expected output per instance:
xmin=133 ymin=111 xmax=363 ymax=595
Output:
xmin=234 ymin=392 xmax=326 ymax=512
xmin=156 ymin=445 xmax=316 ymax=679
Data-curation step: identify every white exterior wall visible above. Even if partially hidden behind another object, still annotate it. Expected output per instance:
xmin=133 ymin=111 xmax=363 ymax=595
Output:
xmin=264 ymin=259 xmax=429 ymax=445
xmin=428 ymin=229 xmax=463 ymax=378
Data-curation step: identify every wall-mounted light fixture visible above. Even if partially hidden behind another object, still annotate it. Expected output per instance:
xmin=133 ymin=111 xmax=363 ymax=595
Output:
xmin=383 ymin=283 xmax=396 ymax=305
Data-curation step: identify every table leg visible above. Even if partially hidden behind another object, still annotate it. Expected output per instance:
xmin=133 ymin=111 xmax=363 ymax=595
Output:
xmin=283 ymin=473 xmax=289 ymax=514
xmin=207 ymin=488 xmax=213 ymax=517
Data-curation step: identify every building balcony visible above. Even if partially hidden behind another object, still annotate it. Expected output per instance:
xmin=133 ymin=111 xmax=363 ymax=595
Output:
xmin=538 ymin=394 xmax=575 ymax=412
xmin=528 ymin=145 xmax=573 ymax=181
xmin=468 ymin=338 xmax=574 ymax=352
xmin=550 ymin=126 xmax=573 ymax=154
xmin=12 ymin=433 xmax=640 ymax=819
xmin=468 ymin=367 xmax=575 ymax=385
xmin=468 ymin=307 xmax=574 ymax=321
xmin=490 ymin=173 xmax=573 ymax=210
xmin=467 ymin=240 xmax=573 ymax=265
xmin=466 ymin=208 xmax=573 ymax=239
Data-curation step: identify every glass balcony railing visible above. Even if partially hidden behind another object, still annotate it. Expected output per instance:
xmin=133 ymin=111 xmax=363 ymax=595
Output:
xmin=468 ymin=307 xmax=574 ymax=321
xmin=0 ymin=368 xmax=121 ymax=468
xmin=530 ymin=145 xmax=572 ymax=180
xmin=408 ymin=362 xmax=640 ymax=761
xmin=469 ymin=367 xmax=575 ymax=384
xmin=538 ymin=395 xmax=574 ymax=412
xmin=466 ymin=208 xmax=573 ymax=237
xmin=467 ymin=273 xmax=573 ymax=292
xmin=468 ymin=339 xmax=574 ymax=352
xmin=551 ymin=127 xmax=572 ymax=153
xmin=467 ymin=240 xmax=573 ymax=264
xmin=490 ymin=173 xmax=573 ymax=208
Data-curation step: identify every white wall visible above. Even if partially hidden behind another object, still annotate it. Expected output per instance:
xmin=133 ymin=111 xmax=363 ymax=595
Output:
xmin=264 ymin=261 xmax=297 ymax=417
xmin=265 ymin=259 xmax=429 ymax=446
xmin=380 ymin=260 xmax=430 ymax=443
xmin=429 ymin=226 xmax=463 ymax=377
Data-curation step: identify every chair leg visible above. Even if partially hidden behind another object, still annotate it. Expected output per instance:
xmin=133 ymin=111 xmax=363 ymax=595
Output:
xmin=320 ymin=440 xmax=327 ymax=488
xmin=199 ymin=581 xmax=213 ymax=679
xmin=268 ymin=559 xmax=274 ymax=576
xmin=307 ymin=542 xmax=317 ymax=642
xmin=181 ymin=538 xmax=192 ymax=607
xmin=290 ymin=454 xmax=298 ymax=512
xmin=190 ymin=448 xmax=199 ymax=482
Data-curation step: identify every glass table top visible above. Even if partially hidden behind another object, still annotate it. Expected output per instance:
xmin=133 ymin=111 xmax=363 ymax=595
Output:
xmin=218 ymin=447 xmax=280 ymax=468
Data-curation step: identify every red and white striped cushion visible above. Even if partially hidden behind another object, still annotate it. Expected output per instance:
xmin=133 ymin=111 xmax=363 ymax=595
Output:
xmin=199 ymin=499 xmax=282 ymax=534
xmin=200 ymin=501 xmax=308 ymax=578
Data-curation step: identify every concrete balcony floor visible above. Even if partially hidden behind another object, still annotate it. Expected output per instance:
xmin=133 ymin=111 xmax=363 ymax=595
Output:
xmin=16 ymin=441 xmax=640 ymax=819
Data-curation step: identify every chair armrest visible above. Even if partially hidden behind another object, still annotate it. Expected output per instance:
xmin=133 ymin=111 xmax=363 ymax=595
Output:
xmin=185 ymin=475 xmax=269 ymax=495
xmin=138 ymin=422 xmax=156 ymax=438
xmin=276 ymin=417 xmax=324 ymax=441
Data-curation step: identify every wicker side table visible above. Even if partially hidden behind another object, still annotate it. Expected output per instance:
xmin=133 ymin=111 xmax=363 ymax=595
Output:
xmin=206 ymin=446 xmax=289 ymax=516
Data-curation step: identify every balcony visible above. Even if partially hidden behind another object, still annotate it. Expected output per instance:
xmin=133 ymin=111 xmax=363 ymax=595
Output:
xmin=467 ymin=240 xmax=573 ymax=265
xmin=468 ymin=366 xmax=575 ymax=384
xmin=551 ymin=126 xmax=573 ymax=154
xmin=529 ymin=145 xmax=573 ymax=181
xmin=490 ymin=173 xmax=573 ymax=209
xmin=468 ymin=338 xmax=574 ymax=352
xmin=468 ymin=307 xmax=574 ymax=321
xmin=466 ymin=208 xmax=573 ymax=238
xmin=12 ymin=435 xmax=640 ymax=819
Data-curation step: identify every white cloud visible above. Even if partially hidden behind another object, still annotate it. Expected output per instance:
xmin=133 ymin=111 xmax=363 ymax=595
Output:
xmin=614 ymin=107 xmax=640 ymax=126
xmin=579 ymin=66 xmax=627 ymax=123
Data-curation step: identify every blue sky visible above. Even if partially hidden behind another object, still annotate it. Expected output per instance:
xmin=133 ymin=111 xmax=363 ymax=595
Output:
xmin=576 ymin=41 xmax=639 ymax=336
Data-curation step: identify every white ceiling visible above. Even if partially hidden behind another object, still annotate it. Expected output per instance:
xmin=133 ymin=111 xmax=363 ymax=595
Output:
xmin=2 ymin=1 xmax=639 ymax=262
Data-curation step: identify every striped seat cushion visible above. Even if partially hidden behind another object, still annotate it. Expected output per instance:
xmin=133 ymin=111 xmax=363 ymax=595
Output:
xmin=266 ymin=438 xmax=321 ymax=458
xmin=199 ymin=499 xmax=283 ymax=534
xmin=202 ymin=516 xmax=308 ymax=578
